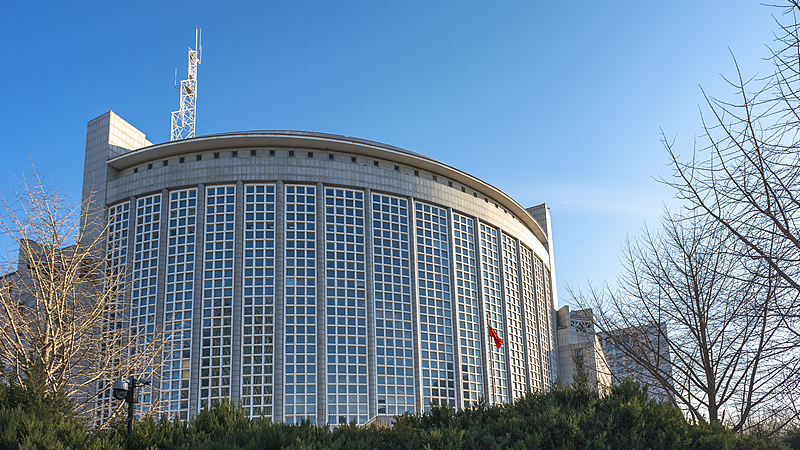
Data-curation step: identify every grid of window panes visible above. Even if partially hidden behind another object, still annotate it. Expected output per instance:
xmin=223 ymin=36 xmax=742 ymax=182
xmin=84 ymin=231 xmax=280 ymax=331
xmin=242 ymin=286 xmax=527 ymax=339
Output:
xmin=162 ymin=189 xmax=196 ymax=419
xmin=324 ymin=188 xmax=368 ymax=425
xmin=543 ymin=266 xmax=556 ymax=384
xmin=242 ymin=184 xmax=276 ymax=418
xmin=479 ymin=224 xmax=507 ymax=404
xmin=533 ymin=257 xmax=553 ymax=386
xmin=96 ymin=202 xmax=130 ymax=425
xmin=452 ymin=213 xmax=483 ymax=408
xmin=108 ymin=203 xmax=130 ymax=267
xmin=284 ymin=185 xmax=317 ymax=424
xmin=414 ymin=202 xmax=455 ymax=411
xmin=200 ymin=186 xmax=235 ymax=409
xmin=131 ymin=194 xmax=161 ymax=412
xmin=371 ymin=194 xmax=415 ymax=416
xmin=519 ymin=245 xmax=542 ymax=392
xmin=501 ymin=234 xmax=526 ymax=401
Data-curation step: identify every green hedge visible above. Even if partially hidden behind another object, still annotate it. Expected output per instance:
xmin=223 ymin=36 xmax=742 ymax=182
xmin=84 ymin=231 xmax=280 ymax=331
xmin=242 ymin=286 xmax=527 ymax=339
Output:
xmin=0 ymin=379 xmax=795 ymax=450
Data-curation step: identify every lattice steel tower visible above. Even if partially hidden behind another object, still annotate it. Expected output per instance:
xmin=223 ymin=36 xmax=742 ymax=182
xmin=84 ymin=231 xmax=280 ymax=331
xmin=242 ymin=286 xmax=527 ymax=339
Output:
xmin=171 ymin=29 xmax=202 ymax=141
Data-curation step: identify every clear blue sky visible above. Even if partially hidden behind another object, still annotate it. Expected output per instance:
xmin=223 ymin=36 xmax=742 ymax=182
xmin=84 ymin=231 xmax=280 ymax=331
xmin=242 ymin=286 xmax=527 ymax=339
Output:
xmin=0 ymin=1 xmax=781 ymax=306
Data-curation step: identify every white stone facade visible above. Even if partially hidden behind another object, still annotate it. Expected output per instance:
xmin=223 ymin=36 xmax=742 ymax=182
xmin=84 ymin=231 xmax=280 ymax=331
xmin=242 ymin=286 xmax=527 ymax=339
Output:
xmin=83 ymin=111 xmax=559 ymax=425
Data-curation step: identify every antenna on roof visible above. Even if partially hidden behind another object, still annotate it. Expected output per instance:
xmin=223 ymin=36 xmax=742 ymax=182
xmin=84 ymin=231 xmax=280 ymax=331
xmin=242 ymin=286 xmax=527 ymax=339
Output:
xmin=170 ymin=28 xmax=202 ymax=141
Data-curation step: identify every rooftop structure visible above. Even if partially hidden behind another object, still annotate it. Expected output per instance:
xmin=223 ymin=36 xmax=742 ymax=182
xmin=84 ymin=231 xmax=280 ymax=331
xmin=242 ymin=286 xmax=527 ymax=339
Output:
xmin=555 ymin=306 xmax=612 ymax=393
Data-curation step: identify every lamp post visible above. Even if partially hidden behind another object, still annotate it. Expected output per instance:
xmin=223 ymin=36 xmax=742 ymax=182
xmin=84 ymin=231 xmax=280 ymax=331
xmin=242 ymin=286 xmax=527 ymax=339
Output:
xmin=112 ymin=376 xmax=151 ymax=434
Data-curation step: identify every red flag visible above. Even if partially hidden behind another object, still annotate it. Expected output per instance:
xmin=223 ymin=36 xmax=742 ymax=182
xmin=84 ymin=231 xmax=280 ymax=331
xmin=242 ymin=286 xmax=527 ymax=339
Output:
xmin=488 ymin=324 xmax=503 ymax=349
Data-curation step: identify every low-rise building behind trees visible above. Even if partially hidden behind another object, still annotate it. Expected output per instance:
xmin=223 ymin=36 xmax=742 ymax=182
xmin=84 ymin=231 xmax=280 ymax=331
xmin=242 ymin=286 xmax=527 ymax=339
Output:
xmin=555 ymin=306 xmax=611 ymax=393
xmin=599 ymin=324 xmax=672 ymax=403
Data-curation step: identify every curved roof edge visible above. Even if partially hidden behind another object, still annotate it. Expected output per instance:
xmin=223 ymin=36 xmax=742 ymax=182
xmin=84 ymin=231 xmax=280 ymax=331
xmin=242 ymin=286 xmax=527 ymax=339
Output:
xmin=107 ymin=131 xmax=549 ymax=246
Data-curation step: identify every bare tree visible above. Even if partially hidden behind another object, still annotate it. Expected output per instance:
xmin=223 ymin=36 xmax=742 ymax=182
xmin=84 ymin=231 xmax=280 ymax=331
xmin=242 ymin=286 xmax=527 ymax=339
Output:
xmin=0 ymin=172 xmax=161 ymax=419
xmin=569 ymin=1 xmax=800 ymax=432
xmin=665 ymin=1 xmax=800 ymax=338
xmin=572 ymin=212 xmax=800 ymax=433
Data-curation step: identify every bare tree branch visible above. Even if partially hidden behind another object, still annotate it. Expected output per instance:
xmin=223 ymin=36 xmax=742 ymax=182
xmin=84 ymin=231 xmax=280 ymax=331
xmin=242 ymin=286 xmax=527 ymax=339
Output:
xmin=0 ymin=171 xmax=163 ymax=423
xmin=572 ymin=212 xmax=799 ymax=432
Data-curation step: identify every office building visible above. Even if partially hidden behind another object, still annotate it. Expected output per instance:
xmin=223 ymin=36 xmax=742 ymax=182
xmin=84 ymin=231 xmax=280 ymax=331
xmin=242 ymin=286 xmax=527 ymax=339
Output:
xmin=82 ymin=111 xmax=559 ymax=425
xmin=599 ymin=324 xmax=673 ymax=403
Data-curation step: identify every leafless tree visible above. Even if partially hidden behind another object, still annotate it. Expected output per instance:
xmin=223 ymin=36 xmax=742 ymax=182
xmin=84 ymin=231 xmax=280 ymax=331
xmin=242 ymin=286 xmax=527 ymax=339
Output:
xmin=0 ymin=172 xmax=161 ymax=419
xmin=572 ymin=212 xmax=800 ymax=433
xmin=571 ymin=1 xmax=800 ymax=432
xmin=665 ymin=1 xmax=800 ymax=340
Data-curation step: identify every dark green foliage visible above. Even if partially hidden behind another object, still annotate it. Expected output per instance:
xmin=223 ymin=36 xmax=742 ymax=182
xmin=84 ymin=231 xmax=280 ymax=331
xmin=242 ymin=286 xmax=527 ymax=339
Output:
xmin=781 ymin=426 xmax=800 ymax=450
xmin=0 ymin=379 xmax=792 ymax=450
xmin=0 ymin=367 xmax=108 ymax=450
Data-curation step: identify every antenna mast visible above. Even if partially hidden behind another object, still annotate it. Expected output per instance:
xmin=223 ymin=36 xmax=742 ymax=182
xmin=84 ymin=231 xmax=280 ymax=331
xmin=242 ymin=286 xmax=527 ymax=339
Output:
xmin=171 ymin=29 xmax=202 ymax=141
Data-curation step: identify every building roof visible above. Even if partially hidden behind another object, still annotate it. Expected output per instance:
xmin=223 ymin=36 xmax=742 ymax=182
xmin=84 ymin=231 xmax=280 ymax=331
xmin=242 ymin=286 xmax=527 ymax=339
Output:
xmin=107 ymin=131 xmax=549 ymax=245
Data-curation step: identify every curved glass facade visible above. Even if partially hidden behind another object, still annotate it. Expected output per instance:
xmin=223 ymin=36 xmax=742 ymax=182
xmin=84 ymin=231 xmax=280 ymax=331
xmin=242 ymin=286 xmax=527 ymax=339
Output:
xmin=84 ymin=113 xmax=557 ymax=425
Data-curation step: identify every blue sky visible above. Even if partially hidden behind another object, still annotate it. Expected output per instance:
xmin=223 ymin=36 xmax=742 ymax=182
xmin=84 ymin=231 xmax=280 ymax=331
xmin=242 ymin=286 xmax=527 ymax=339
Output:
xmin=0 ymin=1 xmax=781 ymax=305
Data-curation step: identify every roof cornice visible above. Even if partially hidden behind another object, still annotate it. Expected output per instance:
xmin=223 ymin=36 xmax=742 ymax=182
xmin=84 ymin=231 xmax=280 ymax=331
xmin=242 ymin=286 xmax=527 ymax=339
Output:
xmin=107 ymin=131 xmax=548 ymax=245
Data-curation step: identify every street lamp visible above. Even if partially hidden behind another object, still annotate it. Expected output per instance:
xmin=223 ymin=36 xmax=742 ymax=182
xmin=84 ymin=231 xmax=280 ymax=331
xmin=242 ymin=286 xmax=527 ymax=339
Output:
xmin=112 ymin=376 xmax=151 ymax=434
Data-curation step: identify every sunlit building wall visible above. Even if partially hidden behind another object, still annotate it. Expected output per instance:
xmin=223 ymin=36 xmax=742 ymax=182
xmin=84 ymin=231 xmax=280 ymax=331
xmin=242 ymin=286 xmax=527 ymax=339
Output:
xmin=82 ymin=111 xmax=559 ymax=425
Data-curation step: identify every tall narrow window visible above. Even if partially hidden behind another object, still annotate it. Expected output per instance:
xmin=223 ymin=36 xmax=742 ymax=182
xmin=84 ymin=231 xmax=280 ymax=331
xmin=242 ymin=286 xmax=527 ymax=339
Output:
xmin=452 ymin=213 xmax=483 ymax=408
xmin=371 ymin=194 xmax=415 ymax=417
xmin=325 ymin=188 xmax=367 ymax=425
xmin=415 ymin=202 xmax=455 ymax=412
xmin=283 ymin=185 xmax=317 ymax=424
xmin=502 ymin=234 xmax=525 ymax=401
xmin=241 ymin=184 xmax=276 ymax=419
xmin=163 ymin=188 xmax=197 ymax=420
xmin=131 ymin=193 xmax=161 ymax=414
xmin=480 ymin=224 xmax=507 ymax=404
xmin=199 ymin=185 xmax=236 ymax=409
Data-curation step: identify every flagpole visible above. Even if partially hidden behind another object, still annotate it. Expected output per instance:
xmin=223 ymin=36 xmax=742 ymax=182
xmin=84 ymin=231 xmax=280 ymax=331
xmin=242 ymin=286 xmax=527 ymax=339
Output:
xmin=487 ymin=315 xmax=493 ymax=405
